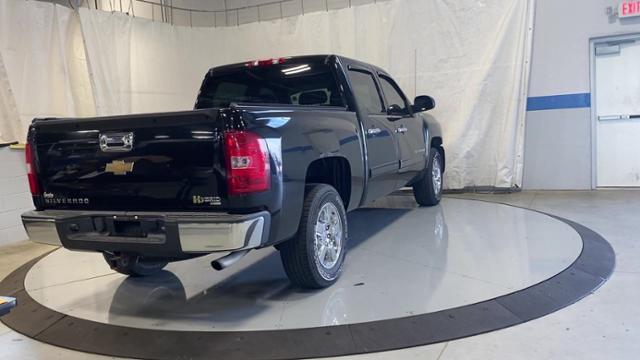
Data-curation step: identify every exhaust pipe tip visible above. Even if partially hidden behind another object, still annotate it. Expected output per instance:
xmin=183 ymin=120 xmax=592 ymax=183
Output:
xmin=211 ymin=249 xmax=250 ymax=271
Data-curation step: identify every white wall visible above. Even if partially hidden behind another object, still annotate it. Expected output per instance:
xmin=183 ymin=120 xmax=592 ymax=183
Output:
xmin=524 ymin=0 xmax=640 ymax=189
xmin=0 ymin=147 xmax=31 ymax=246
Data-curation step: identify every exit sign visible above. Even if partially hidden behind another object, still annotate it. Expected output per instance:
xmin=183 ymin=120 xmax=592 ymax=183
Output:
xmin=620 ymin=1 xmax=640 ymax=18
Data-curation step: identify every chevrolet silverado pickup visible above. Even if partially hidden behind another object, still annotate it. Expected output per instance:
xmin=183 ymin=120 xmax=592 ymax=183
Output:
xmin=22 ymin=55 xmax=444 ymax=288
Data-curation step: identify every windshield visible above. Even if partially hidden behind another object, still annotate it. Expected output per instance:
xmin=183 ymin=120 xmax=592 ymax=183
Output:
xmin=194 ymin=59 xmax=345 ymax=109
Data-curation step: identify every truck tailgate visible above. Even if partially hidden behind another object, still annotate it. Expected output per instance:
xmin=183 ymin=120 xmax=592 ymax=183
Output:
xmin=30 ymin=110 xmax=227 ymax=211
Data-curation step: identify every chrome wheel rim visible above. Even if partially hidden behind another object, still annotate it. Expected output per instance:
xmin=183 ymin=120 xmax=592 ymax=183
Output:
xmin=314 ymin=202 xmax=343 ymax=270
xmin=432 ymin=153 xmax=442 ymax=195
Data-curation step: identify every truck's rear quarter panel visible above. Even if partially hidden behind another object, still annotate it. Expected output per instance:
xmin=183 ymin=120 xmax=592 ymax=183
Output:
xmin=239 ymin=105 xmax=364 ymax=244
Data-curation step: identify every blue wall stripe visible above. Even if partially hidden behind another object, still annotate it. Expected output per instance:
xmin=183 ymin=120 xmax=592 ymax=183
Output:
xmin=526 ymin=93 xmax=591 ymax=111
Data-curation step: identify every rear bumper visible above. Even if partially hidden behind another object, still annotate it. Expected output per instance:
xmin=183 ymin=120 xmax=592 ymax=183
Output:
xmin=21 ymin=210 xmax=271 ymax=256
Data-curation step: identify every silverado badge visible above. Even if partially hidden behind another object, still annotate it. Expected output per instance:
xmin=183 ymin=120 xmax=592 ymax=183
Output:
xmin=105 ymin=160 xmax=135 ymax=175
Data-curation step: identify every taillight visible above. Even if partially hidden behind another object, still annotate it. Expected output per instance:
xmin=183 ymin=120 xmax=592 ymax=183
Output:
xmin=25 ymin=142 xmax=41 ymax=195
xmin=224 ymin=130 xmax=270 ymax=196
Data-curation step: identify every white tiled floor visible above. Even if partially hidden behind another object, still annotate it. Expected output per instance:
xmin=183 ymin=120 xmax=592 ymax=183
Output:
xmin=0 ymin=191 xmax=638 ymax=359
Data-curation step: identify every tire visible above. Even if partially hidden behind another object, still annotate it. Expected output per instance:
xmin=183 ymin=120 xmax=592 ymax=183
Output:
xmin=413 ymin=147 xmax=444 ymax=206
xmin=103 ymin=252 xmax=168 ymax=277
xmin=280 ymin=184 xmax=348 ymax=289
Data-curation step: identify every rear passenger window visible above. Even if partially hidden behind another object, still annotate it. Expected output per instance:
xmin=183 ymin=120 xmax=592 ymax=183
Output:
xmin=348 ymin=70 xmax=384 ymax=115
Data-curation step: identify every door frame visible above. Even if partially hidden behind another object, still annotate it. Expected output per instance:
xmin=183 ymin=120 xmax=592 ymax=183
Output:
xmin=589 ymin=32 xmax=640 ymax=189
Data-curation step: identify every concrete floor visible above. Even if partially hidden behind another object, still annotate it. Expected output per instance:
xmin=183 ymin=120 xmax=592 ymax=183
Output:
xmin=0 ymin=191 xmax=638 ymax=359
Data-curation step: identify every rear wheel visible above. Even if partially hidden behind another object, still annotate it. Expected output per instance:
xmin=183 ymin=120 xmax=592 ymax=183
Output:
xmin=280 ymin=184 xmax=347 ymax=289
xmin=413 ymin=147 xmax=443 ymax=206
xmin=103 ymin=252 xmax=168 ymax=277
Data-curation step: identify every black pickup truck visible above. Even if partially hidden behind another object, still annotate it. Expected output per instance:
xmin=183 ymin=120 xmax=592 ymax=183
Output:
xmin=22 ymin=55 xmax=444 ymax=288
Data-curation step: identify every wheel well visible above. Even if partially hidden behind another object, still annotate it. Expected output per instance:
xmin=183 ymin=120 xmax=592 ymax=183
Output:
xmin=431 ymin=136 xmax=443 ymax=148
xmin=430 ymin=137 xmax=445 ymax=171
xmin=305 ymin=157 xmax=351 ymax=207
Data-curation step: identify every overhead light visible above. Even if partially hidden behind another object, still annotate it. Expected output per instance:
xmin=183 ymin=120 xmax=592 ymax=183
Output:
xmin=281 ymin=65 xmax=308 ymax=73
xmin=191 ymin=130 xmax=214 ymax=139
xmin=282 ymin=64 xmax=311 ymax=75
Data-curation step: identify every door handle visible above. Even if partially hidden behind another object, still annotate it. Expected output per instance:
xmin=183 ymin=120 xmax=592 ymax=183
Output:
xmin=395 ymin=126 xmax=408 ymax=134
xmin=598 ymin=114 xmax=640 ymax=121
xmin=367 ymin=128 xmax=382 ymax=135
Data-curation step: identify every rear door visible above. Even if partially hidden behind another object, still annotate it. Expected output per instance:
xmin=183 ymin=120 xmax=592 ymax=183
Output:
xmin=346 ymin=67 xmax=400 ymax=203
xmin=377 ymin=73 xmax=426 ymax=184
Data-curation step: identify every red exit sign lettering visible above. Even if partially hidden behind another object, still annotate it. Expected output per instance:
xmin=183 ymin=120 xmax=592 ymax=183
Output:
xmin=620 ymin=1 xmax=640 ymax=18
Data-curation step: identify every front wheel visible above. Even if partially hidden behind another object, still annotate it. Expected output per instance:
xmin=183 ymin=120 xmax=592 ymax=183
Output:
xmin=279 ymin=184 xmax=348 ymax=289
xmin=103 ymin=252 xmax=168 ymax=277
xmin=413 ymin=147 xmax=444 ymax=206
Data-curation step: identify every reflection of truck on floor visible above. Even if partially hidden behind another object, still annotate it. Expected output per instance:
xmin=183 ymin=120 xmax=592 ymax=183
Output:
xmin=22 ymin=55 xmax=445 ymax=289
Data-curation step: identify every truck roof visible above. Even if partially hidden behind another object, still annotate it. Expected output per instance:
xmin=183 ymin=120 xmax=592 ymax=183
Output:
xmin=208 ymin=54 xmax=390 ymax=77
xmin=208 ymin=55 xmax=332 ymax=72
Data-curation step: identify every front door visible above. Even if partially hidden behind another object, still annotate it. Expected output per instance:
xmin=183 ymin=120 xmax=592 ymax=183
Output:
xmin=377 ymin=74 xmax=426 ymax=185
xmin=595 ymin=38 xmax=640 ymax=187
xmin=347 ymin=68 xmax=400 ymax=202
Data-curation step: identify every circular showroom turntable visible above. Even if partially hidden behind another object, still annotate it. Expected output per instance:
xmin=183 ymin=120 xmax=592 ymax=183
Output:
xmin=0 ymin=196 xmax=614 ymax=359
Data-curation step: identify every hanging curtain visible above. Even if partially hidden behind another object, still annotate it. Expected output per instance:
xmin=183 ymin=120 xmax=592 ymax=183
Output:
xmin=77 ymin=0 xmax=533 ymax=189
xmin=0 ymin=51 xmax=21 ymax=143
xmin=0 ymin=0 xmax=95 ymax=142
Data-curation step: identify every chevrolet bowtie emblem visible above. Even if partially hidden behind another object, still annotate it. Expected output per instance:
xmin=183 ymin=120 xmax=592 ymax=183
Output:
xmin=105 ymin=160 xmax=135 ymax=175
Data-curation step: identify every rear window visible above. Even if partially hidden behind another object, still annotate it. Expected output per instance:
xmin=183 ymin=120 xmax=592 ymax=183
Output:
xmin=195 ymin=59 xmax=345 ymax=109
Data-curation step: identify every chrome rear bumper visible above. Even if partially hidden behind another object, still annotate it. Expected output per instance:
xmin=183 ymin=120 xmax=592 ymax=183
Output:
xmin=22 ymin=212 xmax=61 ymax=246
xmin=21 ymin=210 xmax=271 ymax=254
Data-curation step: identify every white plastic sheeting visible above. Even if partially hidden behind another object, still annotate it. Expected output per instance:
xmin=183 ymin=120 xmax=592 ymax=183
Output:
xmin=0 ymin=0 xmax=95 ymax=142
xmin=78 ymin=0 xmax=533 ymax=189
xmin=0 ymin=0 xmax=532 ymax=189
xmin=78 ymin=4 xmax=392 ymax=116
xmin=387 ymin=1 xmax=533 ymax=189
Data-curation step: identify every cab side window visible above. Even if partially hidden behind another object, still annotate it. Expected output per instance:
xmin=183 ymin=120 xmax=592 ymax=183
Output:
xmin=348 ymin=69 xmax=385 ymax=115
xmin=379 ymin=75 xmax=410 ymax=115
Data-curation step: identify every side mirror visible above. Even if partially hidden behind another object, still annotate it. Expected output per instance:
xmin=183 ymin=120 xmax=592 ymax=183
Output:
xmin=413 ymin=95 xmax=436 ymax=112
xmin=387 ymin=104 xmax=404 ymax=116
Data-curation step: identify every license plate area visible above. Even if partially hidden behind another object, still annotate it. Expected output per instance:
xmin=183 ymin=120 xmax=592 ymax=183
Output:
xmin=113 ymin=220 xmax=144 ymax=237
xmin=60 ymin=215 xmax=167 ymax=244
